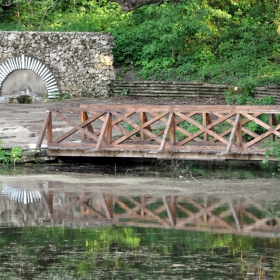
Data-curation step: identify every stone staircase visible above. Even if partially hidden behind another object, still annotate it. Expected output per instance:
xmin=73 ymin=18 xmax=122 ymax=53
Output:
xmin=112 ymin=80 xmax=280 ymax=103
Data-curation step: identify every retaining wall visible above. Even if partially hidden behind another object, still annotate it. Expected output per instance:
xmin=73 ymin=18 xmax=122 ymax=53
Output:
xmin=0 ymin=31 xmax=115 ymax=100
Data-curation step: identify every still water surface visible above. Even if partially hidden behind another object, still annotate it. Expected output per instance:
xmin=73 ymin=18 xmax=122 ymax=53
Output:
xmin=0 ymin=174 xmax=280 ymax=280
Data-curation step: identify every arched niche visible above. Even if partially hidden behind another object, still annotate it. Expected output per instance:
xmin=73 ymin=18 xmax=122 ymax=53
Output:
xmin=2 ymin=70 xmax=48 ymax=97
xmin=0 ymin=54 xmax=58 ymax=98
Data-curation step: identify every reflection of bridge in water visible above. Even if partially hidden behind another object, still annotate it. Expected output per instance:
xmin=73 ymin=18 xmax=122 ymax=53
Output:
xmin=1 ymin=183 xmax=279 ymax=238
xmin=0 ymin=182 xmax=280 ymax=237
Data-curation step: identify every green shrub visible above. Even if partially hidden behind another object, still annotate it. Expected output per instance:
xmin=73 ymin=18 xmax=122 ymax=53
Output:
xmin=0 ymin=141 xmax=22 ymax=166
xmin=0 ymin=145 xmax=10 ymax=164
xmin=261 ymin=139 xmax=280 ymax=164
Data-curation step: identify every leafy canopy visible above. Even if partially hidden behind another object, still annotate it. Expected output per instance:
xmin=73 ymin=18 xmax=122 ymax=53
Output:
xmin=1 ymin=0 xmax=280 ymax=88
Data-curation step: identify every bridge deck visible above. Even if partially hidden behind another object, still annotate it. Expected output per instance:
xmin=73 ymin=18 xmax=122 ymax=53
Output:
xmin=36 ymin=104 xmax=280 ymax=161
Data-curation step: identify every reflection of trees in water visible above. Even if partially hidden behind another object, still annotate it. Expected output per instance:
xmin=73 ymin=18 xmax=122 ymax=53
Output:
xmin=0 ymin=225 xmax=280 ymax=279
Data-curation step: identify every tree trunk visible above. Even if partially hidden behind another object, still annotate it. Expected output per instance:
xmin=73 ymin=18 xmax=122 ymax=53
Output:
xmin=109 ymin=0 xmax=160 ymax=12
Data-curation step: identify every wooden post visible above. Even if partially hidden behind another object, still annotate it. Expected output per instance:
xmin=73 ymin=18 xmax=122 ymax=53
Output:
xmin=47 ymin=111 xmax=52 ymax=145
xmin=169 ymin=113 xmax=176 ymax=145
xmin=203 ymin=113 xmax=208 ymax=141
xmin=140 ymin=112 xmax=152 ymax=140
xmin=269 ymin=114 xmax=278 ymax=141
xmin=81 ymin=111 xmax=87 ymax=140
xmin=81 ymin=111 xmax=94 ymax=140
xmin=107 ymin=113 xmax=112 ymax=144
xmin=203 ymin=113 xmax=213 ymax=141
xmin=236 ymin=114 xmax=242 ymax=146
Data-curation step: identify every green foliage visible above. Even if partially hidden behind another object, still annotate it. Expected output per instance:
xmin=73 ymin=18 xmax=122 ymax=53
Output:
xmin=110 ymin=0 xmax=280 ymax=87
xmin=119 ymin=87 xmax=129 ymax=96
xmin=177 ymin=116 xmax=202 ymax=141
xmin=261 ymin=138 xmax=280 ymax=163
xmin=0 ymin=0 xmax=124 ymax=32
xmin=225 ymin=90 xmax=276 ymax=106
xmin=56 ymin=92 xmax=71 ymax=101
xmin=16 ymin=95 xmax=33 ymax=104
xmin=2 ymin=0 xmax=280 ymax=91
xmin=10 ymin=146 xmax=22 ymax=165
xmin=0 ymin=141 xmax=10 ymax=164
xmin=0 ymin=141 xmax=22 ymax=165
xmin=122 ymin=120 xmax=141 ymax=137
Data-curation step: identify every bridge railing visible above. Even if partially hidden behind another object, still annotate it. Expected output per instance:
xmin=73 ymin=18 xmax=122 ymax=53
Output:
xmin=36 ymin=105 xmax=280 ymax=160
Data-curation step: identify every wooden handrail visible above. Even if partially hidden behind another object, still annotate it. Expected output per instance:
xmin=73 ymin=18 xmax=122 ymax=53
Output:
xmin=36 ymin=105 xmax=280 ymax=160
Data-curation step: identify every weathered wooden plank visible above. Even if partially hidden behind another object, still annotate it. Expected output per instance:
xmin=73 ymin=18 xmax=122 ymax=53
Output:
xmin=80 ymin=104 xmax=280 ymax=113
xmin=46 ymin=148 xmax=267 ymax=161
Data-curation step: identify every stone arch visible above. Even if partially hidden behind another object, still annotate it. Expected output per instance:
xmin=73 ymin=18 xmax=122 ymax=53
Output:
xmin=0 ymin=54 xmax=58 ymax=98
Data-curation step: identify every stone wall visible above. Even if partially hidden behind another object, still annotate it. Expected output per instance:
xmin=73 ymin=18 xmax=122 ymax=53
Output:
xmin=0 ymin=31 xmax=115 ymax=100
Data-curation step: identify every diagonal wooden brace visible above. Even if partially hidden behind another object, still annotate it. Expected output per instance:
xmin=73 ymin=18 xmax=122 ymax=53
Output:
xmin=52 ymin=111 xmax=102 ymax=143
xmin=36 ymin=111 xmax=52 ymax=149
xmin=159 ymin=113 xmax=175 ymax=151
xmin=95 ymin=112 xmax=111 ymax=150
xmin=223 ymin=114 xmax=241 ymax=154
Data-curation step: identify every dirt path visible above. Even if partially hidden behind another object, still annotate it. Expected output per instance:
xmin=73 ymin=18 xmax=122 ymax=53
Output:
xmin=0 ymin=95 xmax=225 ymax=149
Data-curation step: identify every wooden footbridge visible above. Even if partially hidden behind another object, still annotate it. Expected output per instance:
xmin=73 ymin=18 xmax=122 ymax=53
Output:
xmin=36 ymin=104 xmax=280 ymax=161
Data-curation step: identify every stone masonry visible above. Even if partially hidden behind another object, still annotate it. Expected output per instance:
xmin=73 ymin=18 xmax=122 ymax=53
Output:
xmin=0 ymin=31 xmax=115 ymax=99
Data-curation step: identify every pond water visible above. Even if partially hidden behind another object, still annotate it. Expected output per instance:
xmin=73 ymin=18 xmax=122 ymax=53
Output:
xmin=0 ymin=166 xmax=280 ymax=279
